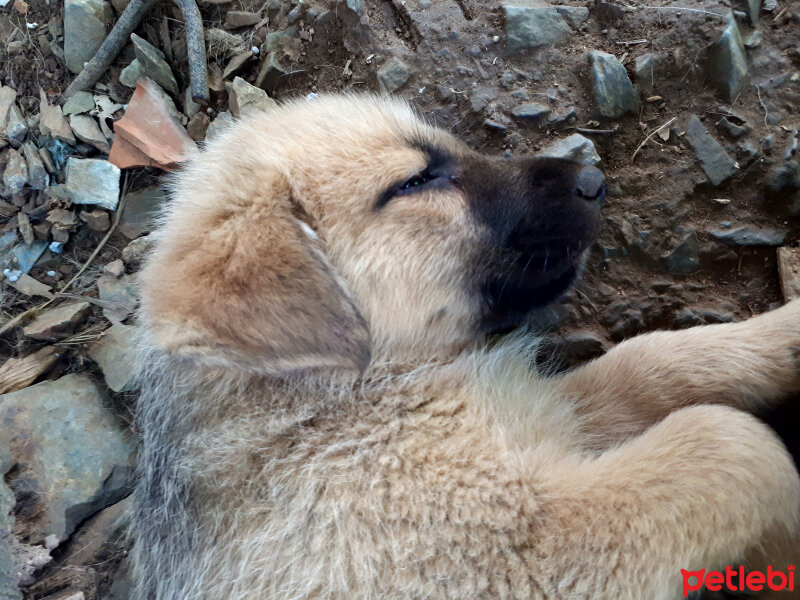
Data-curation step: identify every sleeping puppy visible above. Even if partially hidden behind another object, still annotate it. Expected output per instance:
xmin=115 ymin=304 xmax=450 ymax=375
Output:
xmin=132 ymin=95 xmax=800 ymax=600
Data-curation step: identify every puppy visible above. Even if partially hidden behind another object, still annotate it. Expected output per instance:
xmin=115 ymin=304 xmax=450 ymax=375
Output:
xmin=132 ymin=95 xmax=800 ymax=600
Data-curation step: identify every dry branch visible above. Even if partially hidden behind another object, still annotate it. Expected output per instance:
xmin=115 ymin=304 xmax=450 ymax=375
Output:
xmin=65 ymin=0 xmax=159 ymax=97
xmin=176 ymin=0 xmax=211 ymax=105
xmin=0 ymin=346 xmax=59 ymax=394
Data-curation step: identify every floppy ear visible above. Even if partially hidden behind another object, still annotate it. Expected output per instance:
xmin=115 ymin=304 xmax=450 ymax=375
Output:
xmin=139 ymin=171 xmax=371 ymax=375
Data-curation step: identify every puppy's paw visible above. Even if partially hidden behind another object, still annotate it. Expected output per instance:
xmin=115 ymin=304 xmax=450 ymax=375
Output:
xmin=750 ymin=299 xmax=800 ymax=391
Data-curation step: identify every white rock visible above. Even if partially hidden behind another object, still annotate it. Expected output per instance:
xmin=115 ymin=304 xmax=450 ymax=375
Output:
xmin=65 ymin=157 xmax=121 ymax=210
xmin=538 ymin=134 xmax=601 ymax=166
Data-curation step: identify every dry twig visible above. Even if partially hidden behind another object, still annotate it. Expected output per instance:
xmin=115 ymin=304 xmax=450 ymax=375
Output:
xmin=66 ymin=0 xmax=209 ymax=105
xmin=575 ymin=126 xmax=619 ymax=135
xmin=754 ymin=83 xmax=769 ymax=130
xmin=631 ymin=117 xmax=677 ymax=163
xmin=0 ymin=189 xmax=129 ymax=337
xmin=176 ymin=0 xmax=210 ymax=104
xmin=0 ymin=346 xmax=59 ymax=394
xmin=65 ymin=0 xmax=158 ymax=97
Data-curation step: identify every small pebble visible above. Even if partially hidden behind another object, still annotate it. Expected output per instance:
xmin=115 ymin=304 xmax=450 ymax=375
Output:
xmin=252 ymin=46 xmax=259 ymax=54
xmin=46 ymin=270 xmax=56 ymax=277
xmin=103 ymin=259 xmax=125 ymax=278
xmin=4 ymin=269 xmax=22 ymax=282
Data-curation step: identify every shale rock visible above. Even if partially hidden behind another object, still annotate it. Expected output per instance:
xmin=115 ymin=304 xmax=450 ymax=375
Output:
xmin=0 ymin=374 xmax=135 ymax=542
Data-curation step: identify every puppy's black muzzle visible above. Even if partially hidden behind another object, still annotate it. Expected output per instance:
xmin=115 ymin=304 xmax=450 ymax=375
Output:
xmin=464 ymin=157 xmax=604 ymax=334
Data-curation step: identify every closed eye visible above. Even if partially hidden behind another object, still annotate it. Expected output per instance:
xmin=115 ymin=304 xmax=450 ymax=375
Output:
xmin=399 ymin=169 xmax=438 ymax=191
xmin=375 ymin=142 xmax=456 ymax=209
xmin=376 ymin=168 xmax=453 ymax=208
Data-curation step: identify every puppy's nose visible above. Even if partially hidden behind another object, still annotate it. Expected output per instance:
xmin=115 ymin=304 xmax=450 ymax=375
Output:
xmin=573 ymin=166 xmax=606 ymax=204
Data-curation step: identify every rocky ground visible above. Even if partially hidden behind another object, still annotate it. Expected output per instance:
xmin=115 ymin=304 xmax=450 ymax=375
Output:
xmin=0 ymin=0 xmax=799 ymax=597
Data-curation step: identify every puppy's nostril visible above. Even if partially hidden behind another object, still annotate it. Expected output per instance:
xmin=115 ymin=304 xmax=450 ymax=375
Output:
xmin=573 ymin=166 xmax=606 ymax=204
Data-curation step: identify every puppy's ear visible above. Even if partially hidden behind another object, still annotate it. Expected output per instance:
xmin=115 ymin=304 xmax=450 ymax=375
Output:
xmin=139 ymin=172 xmax=370 ymax=375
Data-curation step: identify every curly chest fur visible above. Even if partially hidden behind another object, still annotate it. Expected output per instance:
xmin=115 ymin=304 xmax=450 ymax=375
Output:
xmin=135 ymin=366 xmax=580 ymax=600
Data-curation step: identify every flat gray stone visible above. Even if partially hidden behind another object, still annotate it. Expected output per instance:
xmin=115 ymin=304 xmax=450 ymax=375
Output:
xmin=89 ymin=323 xmax=137 ymax=392
xmin=39 ymin=91 xmax=77 ymax=145
xmin=766 ymin=137 xmax=800 ymax=193
xmin=711 ymin=13 xmax=749 ymax=102
xmin=388 ymin=0 xmax=463 ymax=42
xmin=62 ymin=91 xmax=95 ymax=116
xmin=12 ymin=240 xmax=47 ymax=273
xmin=224 ymin=10 xmax=260 ymax=28
xmin=685 ymin=115 xmax=738 ymax=186
xmin=667 ymin=229 xmax=700 ymax=274
xmin=555 ymin=5 xmax=589 ymax=29
xmin=510 ymin=102 xmax=550 ymax=120
xmin=23 ymin=301 xmax=91 ymax=340
xmin=709 ymin=225 xmax=786 ymax=246
xmin=119 ymin=186 xmax=166 ymax=239
xmin=503 ymin=1 xmax=570 ymax=52
xmin=345 ymin=0 xmax=363 ymax=15
xmin=205 ymin=110 xmax=235 ymax=140
xmin=64 ymin=0 xmax=112 ymax=74
xmin=0 ymin=374 xmax=136 ymax=542
xmin=634 ymin=53 xmax=656 ymax=96
xmin=262 ymin=26 xmax=297 ymax=54
xmin=377 ymin=57 xmax=411 ymax=94
xmin=0 ymin=442 xmax=20 ymax=600
xmin=65 ymin=157 xmax=121 ymax=210
xmin=0 ymin=87 xmax=16 ymax=140
xmin=469 ymin=86 xmax=498 ymax=113
xmin=254 ymin=51 xmax=289 ymax=91
xmin=4 ymin=105 xmax=27 ymax=148
xmin=69 ymin=114 xmax=110 ymax=154
xmin=590 ymin=50 xmax=636 ymax=119
xmin=743 ymin=0 xmax=760 ymax=24
xmin=121 ymin=234 xmax=153 ymax=266
xmin=538 ymin=133 xmax=601 ymax=166
xmin=2 ymin=148 xmax=27 ymax=194
xmin=119 ymin=59 xmax=145 ymax=88
xmin=0 ymin=232 xmax=17 ymax=269
xmin=0 ymin=535 xmax=20 ymax=600
xmin=131 ymin=33 xmax=179 ymax=95
xmin=96 ymin=273 xmax=138 ymax=324
xmin=228 ymin=76 xmax=277 ymax=119
xmin=22 ymin=142 xmax=48 ymax=190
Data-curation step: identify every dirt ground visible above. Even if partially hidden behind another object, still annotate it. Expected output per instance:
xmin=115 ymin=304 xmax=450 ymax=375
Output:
xmin=1 ymin=0 xmax=800 ymax=597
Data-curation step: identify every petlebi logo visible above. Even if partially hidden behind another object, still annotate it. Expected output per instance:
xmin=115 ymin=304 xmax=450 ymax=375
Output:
xmin=681 ymin=565 xmax=796 ymax=597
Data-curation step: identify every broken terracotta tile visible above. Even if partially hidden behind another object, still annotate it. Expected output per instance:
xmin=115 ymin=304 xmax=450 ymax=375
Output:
xmin=108 ymin=78 xmax=197 ymax=171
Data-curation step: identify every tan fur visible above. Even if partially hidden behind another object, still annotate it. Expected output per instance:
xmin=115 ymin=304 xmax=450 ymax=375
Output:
xmin=132 ymin=95 xmax=800 ymax=600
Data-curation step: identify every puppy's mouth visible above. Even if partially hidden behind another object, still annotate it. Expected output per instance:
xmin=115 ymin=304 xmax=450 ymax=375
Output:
xmin=476 ymin=243 xmax=591 ymax=335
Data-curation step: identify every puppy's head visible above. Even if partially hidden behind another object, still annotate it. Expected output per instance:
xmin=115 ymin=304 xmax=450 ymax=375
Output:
xmin=140 ymin=95 xmax=603 ymax=375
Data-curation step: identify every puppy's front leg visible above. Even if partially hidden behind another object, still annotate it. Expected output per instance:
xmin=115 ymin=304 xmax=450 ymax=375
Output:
xmin=540 ymin=405 xmax=800 ymax=599
xmin=558 ymin=299 xmax=800 ymax=444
